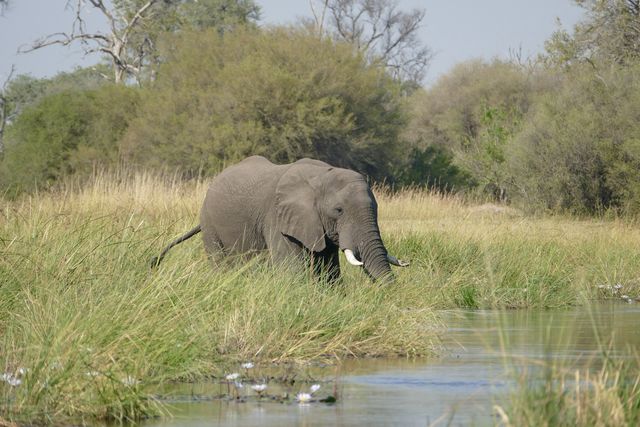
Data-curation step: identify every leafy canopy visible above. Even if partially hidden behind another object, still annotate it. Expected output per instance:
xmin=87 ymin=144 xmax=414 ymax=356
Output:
xmin=122 ymin=26 xmax=407 ymax=179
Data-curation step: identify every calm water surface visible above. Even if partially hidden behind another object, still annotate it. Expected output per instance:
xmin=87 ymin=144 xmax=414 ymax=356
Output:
xmin=144 ymin=303 xmax=640 ymax=427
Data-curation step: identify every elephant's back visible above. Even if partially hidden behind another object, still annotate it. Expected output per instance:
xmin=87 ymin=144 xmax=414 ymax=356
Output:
xmin=200 ymin=156 xmax=283 ymax=254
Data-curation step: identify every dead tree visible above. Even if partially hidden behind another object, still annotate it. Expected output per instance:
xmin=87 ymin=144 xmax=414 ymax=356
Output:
xmin=20 ymin=0 xmax=159 ymax=84
xmin=319 ymin=0 xmax=432 ymax=84
xmin=0 ymin=66 xmax=15 ymax=158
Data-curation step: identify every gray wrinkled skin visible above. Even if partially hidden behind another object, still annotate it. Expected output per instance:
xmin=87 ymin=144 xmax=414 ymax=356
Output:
xmin=153 ymin=156 xmax=397 ymax=282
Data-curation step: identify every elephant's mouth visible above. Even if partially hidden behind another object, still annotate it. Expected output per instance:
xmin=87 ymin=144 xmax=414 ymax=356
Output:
xmin=326 ymin=230 xmax=339 ymax=246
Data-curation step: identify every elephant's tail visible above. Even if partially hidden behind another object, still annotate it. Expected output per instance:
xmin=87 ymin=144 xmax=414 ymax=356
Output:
xmin=150 ymin=225 xmax=202 ymax=268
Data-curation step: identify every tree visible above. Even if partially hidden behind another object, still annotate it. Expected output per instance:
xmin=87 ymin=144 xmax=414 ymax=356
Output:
xmin=393 ymin=145 xmax=471 ymax=192
xmin=508 ymin=64 xmax=640 ymax=214
xmin=21 ymin=1 xmax=260 ymax=84
xmin=404 ymin=59 xmax=553 ymax=198
xmin=121 ymin=27 xmax=406 ymax=180
xmin=312 ymin=0 xmax=431 ymax=85
xmin=0 ymin=66 xmax=15 ymax=158
xmin=0 ymin=84 xmax=139 ymax=193
xmin=176 ymin=0 xmax=260 ymax=31
xmin=545 ymin=0 xmax=640 ymax=67
xmin=21 ymin=0 xmax=161 ymax=84
xmin=0 ymin=66 xmax=108 ymax=140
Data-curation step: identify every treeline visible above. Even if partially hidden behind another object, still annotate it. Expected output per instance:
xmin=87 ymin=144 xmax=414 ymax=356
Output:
xmin=1 ymin=0 xmax=640 ymax=216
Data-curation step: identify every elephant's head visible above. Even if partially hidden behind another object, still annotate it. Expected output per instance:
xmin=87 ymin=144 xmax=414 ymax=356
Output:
xmin=275 ymin=159 xmax=408 ymax=281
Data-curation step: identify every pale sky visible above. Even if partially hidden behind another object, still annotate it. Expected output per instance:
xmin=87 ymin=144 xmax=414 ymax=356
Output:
xmin=0 ymin=1 xmax=585 ymax=85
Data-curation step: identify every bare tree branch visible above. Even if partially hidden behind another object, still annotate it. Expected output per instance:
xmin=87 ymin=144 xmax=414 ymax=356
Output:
xmin=21 ymin=0 xmax=159 ymax=84
xmin=310 ymin=0 xmax=329 ymax=37
xmin=318 ymin=0 xmax=431 ymax=84
xmin=0 ymin=65 xmax=16 ymax=158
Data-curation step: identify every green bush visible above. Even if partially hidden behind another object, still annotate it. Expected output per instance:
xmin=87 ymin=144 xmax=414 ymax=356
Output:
xmin=0 ymin=85 xmax=139 ymax=194
xmin=507 ymin=64 xmax=640 ymax=214
xmin=393 ymin=145 xmax=472 ymax=191
xmin=404 ymin=59 xmax=553 ymax=196
xmin=121 ymin=26 xmax=407 ymax=179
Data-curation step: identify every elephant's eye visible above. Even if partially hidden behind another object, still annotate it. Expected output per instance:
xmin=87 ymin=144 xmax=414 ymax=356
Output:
xmin=334 ymin=207 xmax=344 ymax=216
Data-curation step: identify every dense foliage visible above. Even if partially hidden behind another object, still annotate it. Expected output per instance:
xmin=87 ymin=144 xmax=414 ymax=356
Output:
xmin=0 ymin=85 xmax=139 ymax=193
xmin=401 ymin=0 xmax=640 ymax=214
xmin=2 ymin=0 xmax=640 ymax=215
xmin=121 ymin=27 xmax=406 ymax=179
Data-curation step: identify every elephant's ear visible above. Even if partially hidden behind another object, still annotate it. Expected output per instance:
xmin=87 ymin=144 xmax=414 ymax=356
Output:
xmin=275 ymin=163 xmax=328 ymax=252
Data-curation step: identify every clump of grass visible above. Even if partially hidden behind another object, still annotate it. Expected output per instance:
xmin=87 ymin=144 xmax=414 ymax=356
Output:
xmin=0 ymin=171 xmax=439 ymax=423
xmin=497 ymin=352 xmax=640 ymax=426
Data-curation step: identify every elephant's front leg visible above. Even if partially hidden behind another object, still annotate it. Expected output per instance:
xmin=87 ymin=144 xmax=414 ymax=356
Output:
xmin=268 ymin=233 xmax=308 ymax=268
xmin=313 ymin=246 xmax=341 ymax=283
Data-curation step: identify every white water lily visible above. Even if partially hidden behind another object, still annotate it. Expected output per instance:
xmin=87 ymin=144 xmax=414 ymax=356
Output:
xmin=251 ymin=383 xmax=267 ymax=393
xmin=296 ymin=392 xmax=312 ymax=403
xmin=225 ymin=372 xmax=240 ymax=381
xmin=1 ymin=373 xmax=21 ymax=387
xmin=241 ymin=362 xmax=254 ymax=369
xmin=6 ymin=377 xmax=21 ymax=387
xmin=310 ymin=384 xmax=321 ymax=394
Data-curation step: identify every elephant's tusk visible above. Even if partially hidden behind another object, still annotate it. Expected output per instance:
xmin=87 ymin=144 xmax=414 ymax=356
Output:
xmin=387 ymin=254 xmax=410 ymax=267
xmin=344 ymin=249 xmax=364 ymax=266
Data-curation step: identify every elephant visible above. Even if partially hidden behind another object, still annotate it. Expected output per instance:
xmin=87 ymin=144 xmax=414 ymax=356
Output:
xmin=151 ymin=156 xmax=408 ymax=281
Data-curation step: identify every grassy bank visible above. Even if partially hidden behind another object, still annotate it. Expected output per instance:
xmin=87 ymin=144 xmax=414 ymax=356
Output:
xmin=1 ymin=172 xmax=639 ymax=423
xmin=380 ymin=188 xmax=640 ymax=309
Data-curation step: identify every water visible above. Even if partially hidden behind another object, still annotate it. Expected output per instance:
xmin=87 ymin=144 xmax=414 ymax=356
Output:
xmin=143 ymin=303 xmax=640 ymax=427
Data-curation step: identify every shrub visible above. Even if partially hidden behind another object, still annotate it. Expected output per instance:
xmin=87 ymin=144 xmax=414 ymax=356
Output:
xmin=507 ymin=64 xmax=640 ymax=214
xmin=121 ymin=26 xmax=407 ymax=180
xmin=404 ymin=59 xmax=552 ymax=196
xmin=0 ymin=85 xmax=139 ymax=194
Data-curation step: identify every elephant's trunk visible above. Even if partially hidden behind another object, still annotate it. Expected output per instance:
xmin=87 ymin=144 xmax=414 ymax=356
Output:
xmin=360 ymin=238 xmax=393 ymax=281
xmin=355 ymin=217 xmax=393 ymax=281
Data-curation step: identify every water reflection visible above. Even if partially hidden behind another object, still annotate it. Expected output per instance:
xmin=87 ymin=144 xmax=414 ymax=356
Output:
xmin=143 ymin=303 xmax=640 ymax=427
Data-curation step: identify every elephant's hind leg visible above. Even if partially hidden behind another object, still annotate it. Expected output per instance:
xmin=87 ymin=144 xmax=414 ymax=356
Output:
xmin=202 ymin=229 xmax=226 ymax=262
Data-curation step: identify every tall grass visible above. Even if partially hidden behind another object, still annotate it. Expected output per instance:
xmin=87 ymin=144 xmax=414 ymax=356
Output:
xmin=1 ymin=171 xmax=639 ymax=423
xmin=496 ymin=348 xmax=640 ymax=426
xmin=379 ymin=187 xmax=640 ymax=308
xmin=0 ymin=171 xmax=438 ymax=423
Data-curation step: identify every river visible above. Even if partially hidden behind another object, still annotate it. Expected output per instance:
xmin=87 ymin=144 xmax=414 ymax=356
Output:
xmin=143 ymin=302 xmax=640 ymax=426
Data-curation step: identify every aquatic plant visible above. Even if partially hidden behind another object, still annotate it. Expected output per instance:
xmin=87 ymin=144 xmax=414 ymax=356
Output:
xmin=251 ymin=383 xmax=267 ymax=397
xmin=296 ymin=392 xmax=312 ymax=403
